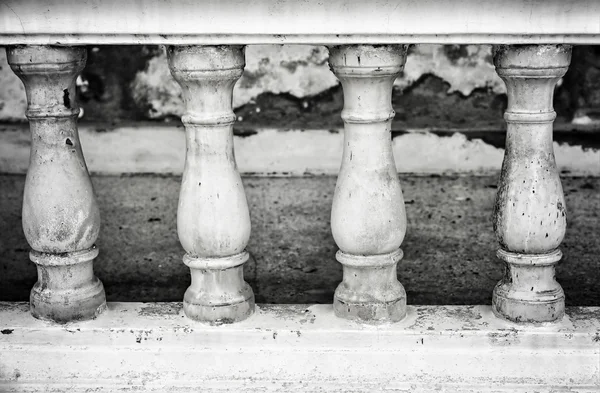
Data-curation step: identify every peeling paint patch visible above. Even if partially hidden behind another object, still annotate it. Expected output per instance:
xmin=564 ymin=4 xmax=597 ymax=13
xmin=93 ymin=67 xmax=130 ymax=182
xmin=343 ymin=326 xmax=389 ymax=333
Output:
xmin=398 ymin=45 xmax=504 ymax=96
xmin=128 ymin=45 xmax=503 ymax=120
xmin=488 ymin=328 xmax=520 ymax=346
xmin=130 ymin=45 xmax=338 ymax=119
xmin=138 ymin=302 xmax=183 ymax=317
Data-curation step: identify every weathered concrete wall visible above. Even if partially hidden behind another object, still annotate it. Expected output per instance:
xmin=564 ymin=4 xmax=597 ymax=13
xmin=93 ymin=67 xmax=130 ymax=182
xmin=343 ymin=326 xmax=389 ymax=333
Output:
xmin=128 ymin=44 xmax=504 ymax=120
xmin=4 ymin=44 xmax=597 ymax=127
xmin=132 ymin=45 xmax=338 ymax=117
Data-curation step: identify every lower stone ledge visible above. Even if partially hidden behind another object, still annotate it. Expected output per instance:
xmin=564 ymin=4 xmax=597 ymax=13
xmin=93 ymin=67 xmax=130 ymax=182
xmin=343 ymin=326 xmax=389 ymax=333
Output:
xmin=1 ymin=302 xmax=598 ymax=392
xmin=1 ymin=124 xmax=599 ymax=176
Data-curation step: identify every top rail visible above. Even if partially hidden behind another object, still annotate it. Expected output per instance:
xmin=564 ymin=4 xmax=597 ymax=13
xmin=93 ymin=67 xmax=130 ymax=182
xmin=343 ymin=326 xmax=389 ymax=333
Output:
xmin=1 ymin=0 xmax=600 ymax=46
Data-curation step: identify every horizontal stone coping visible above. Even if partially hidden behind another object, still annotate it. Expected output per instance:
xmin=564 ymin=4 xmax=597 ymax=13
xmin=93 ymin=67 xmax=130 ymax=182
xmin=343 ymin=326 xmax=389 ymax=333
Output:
xmin=1 ymin=0 xmax=600 ymax=45
xmin=1 ymin=125 xmax=599 ymax=177
xmin=1 ymin=302 xmax=598 ymax=391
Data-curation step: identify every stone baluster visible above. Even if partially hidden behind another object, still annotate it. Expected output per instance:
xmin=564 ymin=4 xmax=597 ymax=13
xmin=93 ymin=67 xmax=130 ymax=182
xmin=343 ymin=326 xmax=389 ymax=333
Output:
xmin=7 ymin=46 xmax=105 ymax=323
xmin=492 ymin=45 xmax=572 ymax=323
xmin=168 ymin=45 xmax=254 ymax=324
xmin=328 ymin=45 xmax=408 ymax=323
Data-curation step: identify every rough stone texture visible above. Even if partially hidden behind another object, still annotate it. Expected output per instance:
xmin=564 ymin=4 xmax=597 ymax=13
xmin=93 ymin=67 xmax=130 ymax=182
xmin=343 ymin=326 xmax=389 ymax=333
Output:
xmin=1 ymin=175 xmax=598 ymax=307
xmin=0 ymin=302 xmax=600 ymax=393
xmin=1 ymin=303 xmax=598 ymax=391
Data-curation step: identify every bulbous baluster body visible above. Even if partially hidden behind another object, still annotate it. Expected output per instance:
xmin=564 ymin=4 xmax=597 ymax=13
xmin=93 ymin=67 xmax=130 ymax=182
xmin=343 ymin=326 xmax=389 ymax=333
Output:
xmin=329 ymin=45 xmax=408 ymax=323
xmin=492 ymin=44 xmax=571 ymax=323
xmin=168 ymin=45 xmax=254 ymax=324
xmin=7 ymin=45 xmax=105 ymax=323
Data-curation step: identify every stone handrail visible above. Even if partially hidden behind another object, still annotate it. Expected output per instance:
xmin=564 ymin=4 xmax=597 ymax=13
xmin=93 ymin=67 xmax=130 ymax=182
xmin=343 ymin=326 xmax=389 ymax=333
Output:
xmin=1 ymin=0 xmax=600 ymax=45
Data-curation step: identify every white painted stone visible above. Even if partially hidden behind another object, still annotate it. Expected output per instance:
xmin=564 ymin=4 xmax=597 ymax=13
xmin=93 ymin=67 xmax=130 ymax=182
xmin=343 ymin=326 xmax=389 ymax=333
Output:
xmin=398 ymin=44 xmax=505 ymax=96
xmin=329 ymin=45 xmax=409 ymax=323
xmin=1 ymin=0 xmax=600 ymax=45
xmin=6 ymin=46 xmax=106 ymax=323
xmin=0 ymin=302 xmax=598 ymax=391
xmin=492 ymin=45 xmax=572 ymax=323
xmin=168 ymin=46 xmax=254 ymax=324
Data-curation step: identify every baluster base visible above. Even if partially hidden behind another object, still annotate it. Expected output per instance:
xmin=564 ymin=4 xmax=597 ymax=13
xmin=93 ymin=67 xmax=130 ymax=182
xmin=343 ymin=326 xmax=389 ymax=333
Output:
xmin=183 ymin=251 xmax=255 ymax=324
xmin=29 ymin=247 xmax=106 ymax=323
xmin=492 ymin=249 xmax=565 ymax=323
xmin=333 ymin=249 xmax=406 ymax=323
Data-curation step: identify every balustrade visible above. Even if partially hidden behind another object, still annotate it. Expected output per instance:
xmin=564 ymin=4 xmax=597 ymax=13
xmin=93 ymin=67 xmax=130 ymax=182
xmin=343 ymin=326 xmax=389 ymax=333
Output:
xmin=2 ymin=1 xmax=599 ymax=387
xmin=4 ymin=43 xmax=579 ymax=326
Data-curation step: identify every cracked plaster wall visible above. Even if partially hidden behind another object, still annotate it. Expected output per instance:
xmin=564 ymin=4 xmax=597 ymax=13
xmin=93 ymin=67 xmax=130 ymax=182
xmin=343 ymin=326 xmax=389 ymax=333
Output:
xmin=1 ymin=45 xmax=504 ymax=122
xmin=131 ymin=44 xmax=505 ymax=119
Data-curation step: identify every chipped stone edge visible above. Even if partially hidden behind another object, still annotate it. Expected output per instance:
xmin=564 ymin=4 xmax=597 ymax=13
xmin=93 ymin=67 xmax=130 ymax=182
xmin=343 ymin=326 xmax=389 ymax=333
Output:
xmin=0 ymin=302 xmax=598 ymax=391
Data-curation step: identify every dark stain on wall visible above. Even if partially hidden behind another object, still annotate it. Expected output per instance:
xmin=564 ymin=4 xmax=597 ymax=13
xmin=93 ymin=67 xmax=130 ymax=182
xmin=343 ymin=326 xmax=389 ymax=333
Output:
xmin=74 ymin=45 xmax=600 ymax=130
xmin=234 ymin=73 xmax=507 ymax=130
xmin=78 ymin=46 xmax=163 ymax=122
xmin=556 ymin=45 xmax=600 ymax=121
